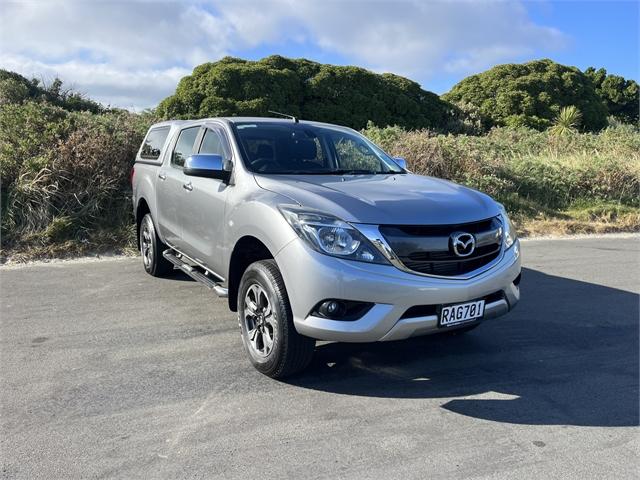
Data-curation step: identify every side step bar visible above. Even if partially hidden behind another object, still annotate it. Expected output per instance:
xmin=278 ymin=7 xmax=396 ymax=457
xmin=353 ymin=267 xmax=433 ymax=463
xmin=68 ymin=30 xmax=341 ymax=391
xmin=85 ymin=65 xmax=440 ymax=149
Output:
xmin=162 ymin=250 xmax=228 ymax=298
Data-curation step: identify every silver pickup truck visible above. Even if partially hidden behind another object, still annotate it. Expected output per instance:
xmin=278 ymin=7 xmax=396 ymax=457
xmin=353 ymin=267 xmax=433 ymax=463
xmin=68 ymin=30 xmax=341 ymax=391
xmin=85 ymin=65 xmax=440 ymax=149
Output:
xmin=132 ymin=117 xmax=521 ymax=378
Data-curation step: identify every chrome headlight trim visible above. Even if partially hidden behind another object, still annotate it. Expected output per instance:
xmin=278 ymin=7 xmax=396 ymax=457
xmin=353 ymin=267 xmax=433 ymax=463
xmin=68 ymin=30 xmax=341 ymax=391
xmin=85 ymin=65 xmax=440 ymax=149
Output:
xmin=278 ymin=205 xmax=389 ymax=264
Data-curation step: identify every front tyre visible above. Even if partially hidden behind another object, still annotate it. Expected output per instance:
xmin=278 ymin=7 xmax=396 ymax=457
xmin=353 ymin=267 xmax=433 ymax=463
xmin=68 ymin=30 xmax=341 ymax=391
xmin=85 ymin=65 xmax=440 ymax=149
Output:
xmin=139 ymin=213 xmax=174 ymax=277
xmin=238 ymin=260 xmax=315 ymax=378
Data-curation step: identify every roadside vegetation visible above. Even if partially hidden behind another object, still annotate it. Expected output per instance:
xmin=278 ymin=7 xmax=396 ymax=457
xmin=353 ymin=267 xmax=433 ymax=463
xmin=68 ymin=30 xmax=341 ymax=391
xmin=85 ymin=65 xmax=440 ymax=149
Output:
xmin=1 ymin=57 xmax=638 ymax=261
xmin=364 ymin=123 xmax=640 ymax=236
xmin=0 ymin=73 xmax=154 ymax=260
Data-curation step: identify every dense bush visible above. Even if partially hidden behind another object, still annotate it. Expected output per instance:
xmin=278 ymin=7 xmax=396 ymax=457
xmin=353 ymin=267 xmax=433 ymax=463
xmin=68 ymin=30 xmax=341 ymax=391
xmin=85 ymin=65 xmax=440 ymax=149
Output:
xmin=0 ymin=97 xmax=152 ymax=256
xmin=0 ymin=69 xmax=103 ymax=113
xmin=443 ymin=59 xmax=609 ymax=131
xmin=157 ymin=55 xmax=455 ymax=130
xmin=584 ymin=67 xmax=639 ymax=124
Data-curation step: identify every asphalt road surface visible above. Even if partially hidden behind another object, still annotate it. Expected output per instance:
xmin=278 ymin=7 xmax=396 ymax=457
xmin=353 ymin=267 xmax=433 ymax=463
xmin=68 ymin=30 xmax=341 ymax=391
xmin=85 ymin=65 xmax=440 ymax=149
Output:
xmin=1 ymin=236 xmax=638 ymax=479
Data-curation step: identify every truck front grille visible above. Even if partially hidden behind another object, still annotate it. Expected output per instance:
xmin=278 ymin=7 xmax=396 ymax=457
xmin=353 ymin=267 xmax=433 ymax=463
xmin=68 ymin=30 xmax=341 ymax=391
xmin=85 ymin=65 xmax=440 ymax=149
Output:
xmin=379 ymin=216 xmax=503 ymax=277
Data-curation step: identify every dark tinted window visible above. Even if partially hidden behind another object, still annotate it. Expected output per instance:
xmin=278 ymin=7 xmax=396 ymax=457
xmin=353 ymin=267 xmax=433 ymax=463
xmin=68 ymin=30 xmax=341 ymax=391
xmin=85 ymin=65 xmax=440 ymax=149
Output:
xmin=331 ymin=132 xmax=380 ymax=171
xmin=172 ymin=126 xmax=200 ymax=168
xmin=140 ymin=126 xmax=170 ymax=160
xmin=234 ymin=124 xmax=327 ymax=173
xmin=233 ymin=122 xmax=402 ymax=175
xmin=199 ymin=128 xmax=229 ymax=158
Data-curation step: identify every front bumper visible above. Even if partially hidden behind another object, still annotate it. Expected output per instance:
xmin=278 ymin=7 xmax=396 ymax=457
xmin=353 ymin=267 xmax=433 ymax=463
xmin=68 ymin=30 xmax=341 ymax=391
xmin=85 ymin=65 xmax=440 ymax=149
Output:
xmin=275 ymin=238 xmax=521 ymax=342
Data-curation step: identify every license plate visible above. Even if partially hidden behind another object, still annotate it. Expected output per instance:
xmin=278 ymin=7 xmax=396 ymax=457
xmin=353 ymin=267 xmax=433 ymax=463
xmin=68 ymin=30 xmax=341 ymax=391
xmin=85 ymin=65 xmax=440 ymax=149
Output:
xmin=439 ymin=300 xmax=485 ymax=327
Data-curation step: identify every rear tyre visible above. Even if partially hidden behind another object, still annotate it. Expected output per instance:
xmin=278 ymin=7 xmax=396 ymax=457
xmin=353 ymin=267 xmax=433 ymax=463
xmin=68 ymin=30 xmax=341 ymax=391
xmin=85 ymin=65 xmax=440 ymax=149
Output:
xmin=139 ymin=214 xmax=174 ymax=277
xmin=238 ymin=260 xmax=315 ymax=378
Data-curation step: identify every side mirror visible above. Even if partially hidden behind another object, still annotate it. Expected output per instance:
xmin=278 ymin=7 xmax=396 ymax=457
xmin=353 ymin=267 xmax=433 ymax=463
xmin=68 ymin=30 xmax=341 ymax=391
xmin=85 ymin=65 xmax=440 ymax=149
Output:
xmin=393 ymin=157 xmax=407 ymax=170
xmin=184 ymin=154 xmax=231 ymax=181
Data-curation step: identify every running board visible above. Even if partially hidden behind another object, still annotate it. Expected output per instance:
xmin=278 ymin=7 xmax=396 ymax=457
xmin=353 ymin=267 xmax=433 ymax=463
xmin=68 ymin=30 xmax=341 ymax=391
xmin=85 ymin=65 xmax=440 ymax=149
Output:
xmin=162 ymin=250 xmax=228 ymax=298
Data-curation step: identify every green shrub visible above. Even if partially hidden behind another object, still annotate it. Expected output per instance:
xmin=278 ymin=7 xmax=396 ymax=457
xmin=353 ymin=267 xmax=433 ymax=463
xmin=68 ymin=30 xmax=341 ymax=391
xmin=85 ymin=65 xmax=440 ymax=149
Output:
xmin=0 ymin=69 xmax=103 ymax=113
xmin=1 ymin=101 xmax=150 ymax=253
xmin=157 ymin=55 xmax=455 ymax=130
xmin=0 ymin=102 xmax=72 ymax=188
xmin=585 ymin=67 xmax=639 ymax=124
xmin=443 ymin=59 xmax=608 ymax=131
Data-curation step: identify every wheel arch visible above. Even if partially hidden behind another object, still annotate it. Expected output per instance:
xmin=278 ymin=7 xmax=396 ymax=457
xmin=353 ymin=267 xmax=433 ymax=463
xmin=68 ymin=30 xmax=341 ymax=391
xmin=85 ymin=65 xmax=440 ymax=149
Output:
xmin=135 ymin=197 xmax=151 ymax=249
xmin=228 ymin=235 xmax=276 ymax=312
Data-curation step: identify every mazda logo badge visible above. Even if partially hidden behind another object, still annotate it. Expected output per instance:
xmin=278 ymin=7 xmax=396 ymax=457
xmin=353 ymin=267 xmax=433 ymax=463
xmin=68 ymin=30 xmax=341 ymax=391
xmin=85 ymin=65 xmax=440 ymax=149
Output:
xmin=451 ymin=232 xmax=476 ymax=257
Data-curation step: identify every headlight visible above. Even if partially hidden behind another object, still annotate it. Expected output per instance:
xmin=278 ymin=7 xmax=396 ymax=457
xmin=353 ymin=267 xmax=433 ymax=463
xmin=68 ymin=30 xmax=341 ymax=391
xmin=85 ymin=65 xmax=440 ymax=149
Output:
xmin=499 ymin=205 xmax=518 ymax=249
xmin=279 ymin=206 xmax=389 ymax=264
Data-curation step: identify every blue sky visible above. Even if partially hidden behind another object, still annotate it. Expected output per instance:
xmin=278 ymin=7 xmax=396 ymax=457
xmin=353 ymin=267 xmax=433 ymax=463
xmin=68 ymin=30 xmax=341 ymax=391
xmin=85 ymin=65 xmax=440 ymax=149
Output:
xmin=528 ymin=1 xmax=638 ymax=85
xmin=1 ymin=0 xmax=637 ymax=109
xmin=225 ymin=1 xmax=640 ymax=94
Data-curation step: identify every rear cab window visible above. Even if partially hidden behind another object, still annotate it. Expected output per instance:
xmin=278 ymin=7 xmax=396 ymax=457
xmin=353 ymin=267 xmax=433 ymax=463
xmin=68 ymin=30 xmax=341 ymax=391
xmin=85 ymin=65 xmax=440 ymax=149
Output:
xmin=139 ymin=126 xmax=170 ymax=161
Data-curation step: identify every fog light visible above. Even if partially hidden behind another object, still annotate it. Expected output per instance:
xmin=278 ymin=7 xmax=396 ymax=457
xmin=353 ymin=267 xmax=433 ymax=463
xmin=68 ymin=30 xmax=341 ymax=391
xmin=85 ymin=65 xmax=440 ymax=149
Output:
xmin=318 ymin=300 xmax=346 ymax=318
xmin=310 ymin=299 xmax=375 ymax=321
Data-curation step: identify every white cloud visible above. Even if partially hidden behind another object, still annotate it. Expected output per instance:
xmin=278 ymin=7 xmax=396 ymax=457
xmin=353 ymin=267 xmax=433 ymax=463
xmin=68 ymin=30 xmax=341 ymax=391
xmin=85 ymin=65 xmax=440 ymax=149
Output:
xmin=0 ymin=53 xmax=189 ymax=110
xmin=0 ymin=0 xmax=567 ymax=109
xmin=0 ymin=0 xmax=232 ymax=108
xmin=219 ymin=0 xmax=566 ymax=80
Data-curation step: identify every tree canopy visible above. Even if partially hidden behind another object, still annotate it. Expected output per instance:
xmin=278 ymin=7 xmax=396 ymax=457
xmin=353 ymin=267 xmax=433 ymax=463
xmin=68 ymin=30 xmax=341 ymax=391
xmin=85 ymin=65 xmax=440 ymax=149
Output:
xmin=443 ymin=59 xmax=609 ymax=131
xmin=584 ymin=67 xmax=638 ymax=124
xmin=0 ymin=69 xmax=103 ymax=113
xmin=157 ymin=56 xmax=454 ymax=130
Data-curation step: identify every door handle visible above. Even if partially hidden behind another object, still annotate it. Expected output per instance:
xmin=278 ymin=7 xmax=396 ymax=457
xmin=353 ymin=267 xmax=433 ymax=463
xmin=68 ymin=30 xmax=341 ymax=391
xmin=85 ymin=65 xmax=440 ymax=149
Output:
xmin=158 ymin=173 xmax=166 ymax=181
xmin=182 ymin=182 xmax=193 ymax=191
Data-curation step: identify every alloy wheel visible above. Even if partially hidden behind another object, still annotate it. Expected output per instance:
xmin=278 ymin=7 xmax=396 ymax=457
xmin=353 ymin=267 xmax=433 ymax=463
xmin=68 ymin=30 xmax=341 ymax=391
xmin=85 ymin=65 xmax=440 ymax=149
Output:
xmin=243 ymin=283 xmax=275 ymax=357
xmin=141 ymin=220 xmax=154 ymax=269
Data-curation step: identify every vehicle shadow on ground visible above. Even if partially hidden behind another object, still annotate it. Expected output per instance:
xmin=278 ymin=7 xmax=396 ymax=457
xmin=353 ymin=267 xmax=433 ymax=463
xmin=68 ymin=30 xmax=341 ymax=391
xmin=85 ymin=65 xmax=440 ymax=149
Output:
xmin=288 ymin=268 xmax=639 ymax=427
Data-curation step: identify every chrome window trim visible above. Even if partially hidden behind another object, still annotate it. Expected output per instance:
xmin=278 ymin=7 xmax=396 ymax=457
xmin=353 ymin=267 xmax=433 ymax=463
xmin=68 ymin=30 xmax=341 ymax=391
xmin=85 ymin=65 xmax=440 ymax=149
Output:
xmin=354 ymin=222 xmax=505 ymax=280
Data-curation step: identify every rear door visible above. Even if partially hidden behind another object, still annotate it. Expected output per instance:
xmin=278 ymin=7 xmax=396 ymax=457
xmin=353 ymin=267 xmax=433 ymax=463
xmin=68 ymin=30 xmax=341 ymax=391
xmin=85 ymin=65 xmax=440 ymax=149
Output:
xmin=156 ymin=125 xmax=201 ymax=248
xmin=179 ymin=124 xmax=232 ymax=276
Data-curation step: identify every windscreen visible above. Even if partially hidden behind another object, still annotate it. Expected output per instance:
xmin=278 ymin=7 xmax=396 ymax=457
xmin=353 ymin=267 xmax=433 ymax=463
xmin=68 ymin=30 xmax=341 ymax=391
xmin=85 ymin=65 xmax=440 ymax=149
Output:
xmin=232 ymin=122 xmax=404 ymax=175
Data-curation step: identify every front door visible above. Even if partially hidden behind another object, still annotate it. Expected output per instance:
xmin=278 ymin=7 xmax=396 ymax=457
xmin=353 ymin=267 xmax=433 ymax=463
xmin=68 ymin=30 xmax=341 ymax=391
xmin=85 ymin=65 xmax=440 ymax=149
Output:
xmin=179 ymin=125 xmax=232 ymax=276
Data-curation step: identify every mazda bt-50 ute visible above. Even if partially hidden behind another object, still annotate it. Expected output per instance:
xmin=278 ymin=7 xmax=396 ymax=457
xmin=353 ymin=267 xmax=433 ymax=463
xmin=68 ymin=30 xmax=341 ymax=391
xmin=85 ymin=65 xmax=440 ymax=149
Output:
xmin=132 ymin=117 xmax=521 ymax=378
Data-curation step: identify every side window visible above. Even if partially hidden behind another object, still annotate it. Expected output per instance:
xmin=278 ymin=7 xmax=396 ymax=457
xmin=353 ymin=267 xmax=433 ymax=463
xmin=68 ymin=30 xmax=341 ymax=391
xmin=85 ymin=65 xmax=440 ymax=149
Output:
xmin=140 ymin=126 xmax=170 ymax=160
xmin=171 ymin=126 xmax=200 ymax=168
xmin=331 ymin=134 xmax=380 ymax=171
xmin=199 ymin=128 xmax=230 ymax=158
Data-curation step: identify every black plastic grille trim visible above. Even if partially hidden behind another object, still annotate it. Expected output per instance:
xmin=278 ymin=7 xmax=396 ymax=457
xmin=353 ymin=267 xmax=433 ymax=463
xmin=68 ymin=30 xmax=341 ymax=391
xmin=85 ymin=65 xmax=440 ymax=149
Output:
xmin=380 ymin=216 xmax=502 ymax=276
